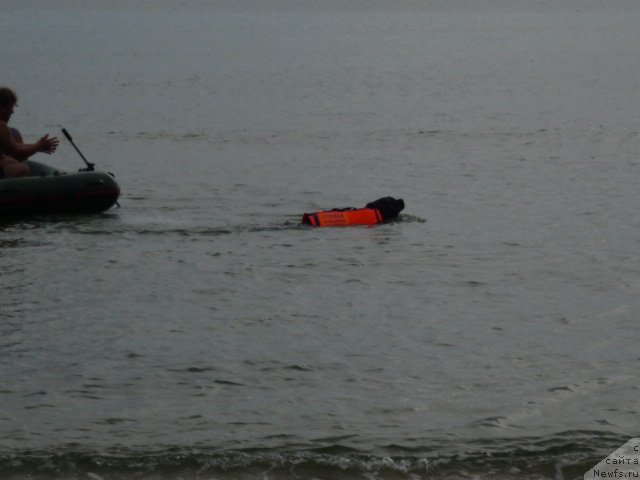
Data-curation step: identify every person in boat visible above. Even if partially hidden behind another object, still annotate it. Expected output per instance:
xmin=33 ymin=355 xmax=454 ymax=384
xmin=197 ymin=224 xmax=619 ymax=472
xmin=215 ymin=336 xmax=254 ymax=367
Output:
xmin=0 ymin=87 xmax=59 ymax=178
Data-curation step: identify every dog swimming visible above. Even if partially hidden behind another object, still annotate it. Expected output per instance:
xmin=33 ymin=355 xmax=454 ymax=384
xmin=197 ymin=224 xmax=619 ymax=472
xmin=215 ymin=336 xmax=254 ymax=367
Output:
xmin=302 ymin=197 xmax=405 ymax=227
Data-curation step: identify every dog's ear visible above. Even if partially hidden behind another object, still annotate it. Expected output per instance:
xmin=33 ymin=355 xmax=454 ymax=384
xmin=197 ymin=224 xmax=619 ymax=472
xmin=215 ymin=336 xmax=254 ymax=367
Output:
xmin=365 ymin=197 xmax=387 ymax=209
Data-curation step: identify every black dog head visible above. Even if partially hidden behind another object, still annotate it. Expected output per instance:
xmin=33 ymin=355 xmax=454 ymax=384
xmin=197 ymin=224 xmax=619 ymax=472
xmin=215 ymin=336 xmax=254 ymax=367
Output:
xmin=365 ymin=197 xmax=405 ymax=220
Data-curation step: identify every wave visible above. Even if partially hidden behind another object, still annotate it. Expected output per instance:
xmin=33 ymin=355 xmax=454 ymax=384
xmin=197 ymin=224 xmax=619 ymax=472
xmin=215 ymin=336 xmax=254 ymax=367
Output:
xmin=0 ymin=431 xmax=626 ymax=480
xmin=4 ymin=213 xmax=425 ymax=238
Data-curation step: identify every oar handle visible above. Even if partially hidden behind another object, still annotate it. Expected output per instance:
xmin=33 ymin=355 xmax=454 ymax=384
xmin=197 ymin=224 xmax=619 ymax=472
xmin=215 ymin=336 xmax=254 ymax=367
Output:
xmin=61 ymin=128 xmax=73 ymax=142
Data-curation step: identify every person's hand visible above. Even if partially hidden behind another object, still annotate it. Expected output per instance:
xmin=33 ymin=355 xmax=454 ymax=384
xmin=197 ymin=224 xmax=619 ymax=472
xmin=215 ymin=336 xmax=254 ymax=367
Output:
xmin=37 ymin=134 xmax=59 ymax=154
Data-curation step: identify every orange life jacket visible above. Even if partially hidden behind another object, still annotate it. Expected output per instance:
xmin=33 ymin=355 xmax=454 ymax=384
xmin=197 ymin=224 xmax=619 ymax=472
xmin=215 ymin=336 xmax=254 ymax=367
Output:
xmin=302 ymin=208 xmax=383 ymax=227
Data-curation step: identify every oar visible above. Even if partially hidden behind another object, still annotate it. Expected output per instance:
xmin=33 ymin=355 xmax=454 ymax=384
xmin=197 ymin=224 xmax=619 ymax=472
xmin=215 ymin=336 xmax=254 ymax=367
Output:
xmin=61 ymin=128 xmax=95 ymax=171
xmin=62 ymin=127 xmax=120 ymax=208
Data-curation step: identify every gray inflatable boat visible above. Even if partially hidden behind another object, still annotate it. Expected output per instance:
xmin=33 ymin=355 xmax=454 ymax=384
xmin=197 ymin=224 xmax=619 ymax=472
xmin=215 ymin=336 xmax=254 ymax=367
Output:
xmin=0 ymin=160 xmax=120 ymax=215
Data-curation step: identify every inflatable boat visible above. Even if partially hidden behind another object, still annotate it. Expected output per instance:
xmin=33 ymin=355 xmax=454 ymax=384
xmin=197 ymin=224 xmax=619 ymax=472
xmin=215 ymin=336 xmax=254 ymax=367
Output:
xmin=0 ymin=160 xmax=120 ymax=215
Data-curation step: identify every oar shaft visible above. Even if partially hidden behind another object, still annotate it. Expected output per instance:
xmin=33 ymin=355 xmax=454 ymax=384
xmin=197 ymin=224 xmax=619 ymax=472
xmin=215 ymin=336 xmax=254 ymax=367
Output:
xmin=61 ymin=128 xmax=94 ymax=170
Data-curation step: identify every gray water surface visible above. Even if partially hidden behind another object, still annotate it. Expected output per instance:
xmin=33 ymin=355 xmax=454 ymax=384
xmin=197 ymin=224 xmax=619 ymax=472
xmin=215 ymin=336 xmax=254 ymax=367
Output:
xmin=1 ymin=1 xmax=640 ymax=478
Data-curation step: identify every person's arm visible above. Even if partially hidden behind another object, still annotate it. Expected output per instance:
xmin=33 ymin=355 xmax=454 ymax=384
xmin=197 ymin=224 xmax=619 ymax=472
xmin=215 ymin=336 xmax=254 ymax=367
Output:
xmin=0 ymin=123 xmax=58 ymax=161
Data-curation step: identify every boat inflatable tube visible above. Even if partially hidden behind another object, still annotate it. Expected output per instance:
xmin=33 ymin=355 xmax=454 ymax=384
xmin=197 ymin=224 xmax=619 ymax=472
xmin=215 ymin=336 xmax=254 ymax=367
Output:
xmin=0 ymin=160 xmax=120 ymax=215
xmin=302 ymin=196 xmax=404 ymax=227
